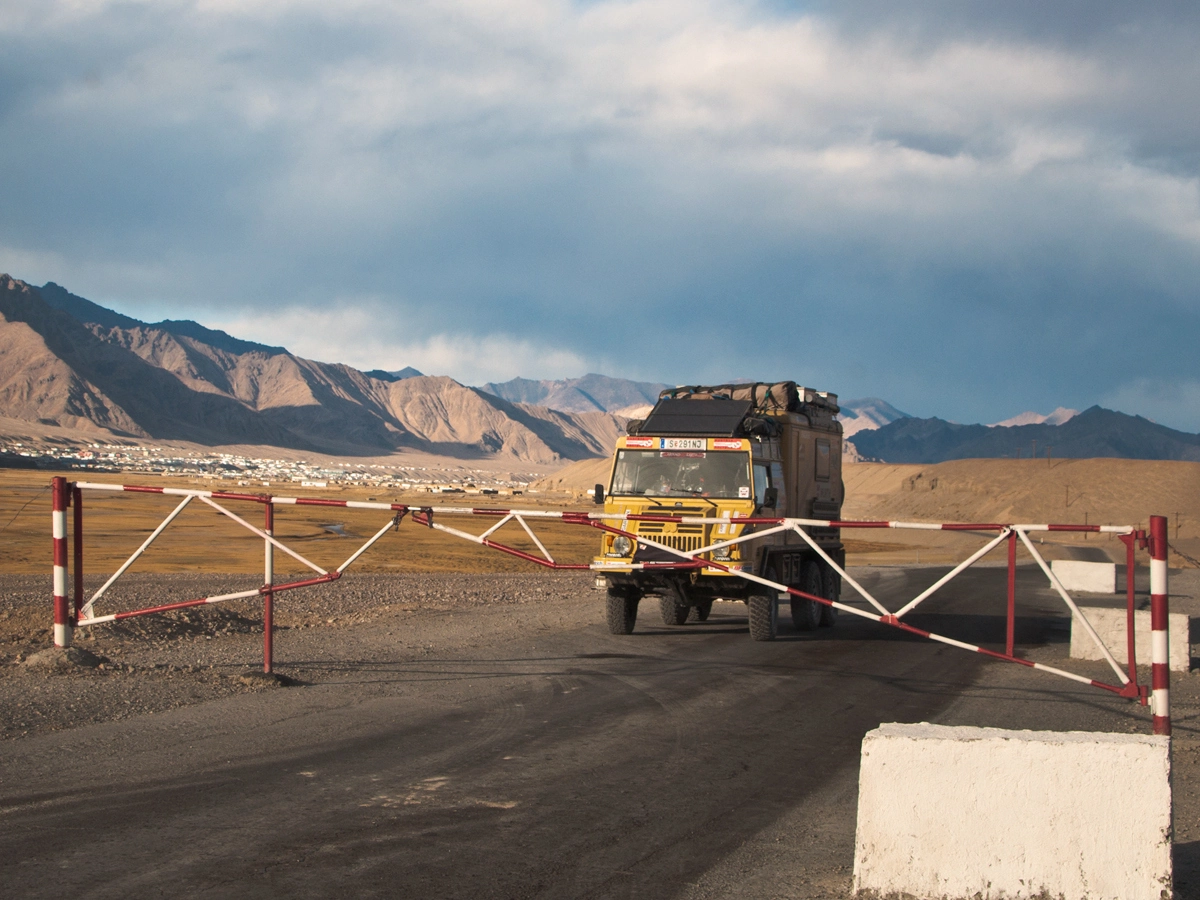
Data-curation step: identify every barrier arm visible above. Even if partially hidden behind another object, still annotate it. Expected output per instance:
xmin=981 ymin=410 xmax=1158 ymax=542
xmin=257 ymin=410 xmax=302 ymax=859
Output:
xmin=411 ymin=508 xmax=591 ymax=570
xmin=56 ymin=480 xmax=1159 ymax=710
xmin=76 ymin=573 xmax=342 ymax=627
xmin=587 ymin=515 xmax=1140 ymax=698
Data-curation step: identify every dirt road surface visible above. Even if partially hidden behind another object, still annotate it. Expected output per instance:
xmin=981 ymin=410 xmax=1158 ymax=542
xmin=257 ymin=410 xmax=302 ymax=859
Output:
xmin=1 ymin=566 xmax=1196 ymax=899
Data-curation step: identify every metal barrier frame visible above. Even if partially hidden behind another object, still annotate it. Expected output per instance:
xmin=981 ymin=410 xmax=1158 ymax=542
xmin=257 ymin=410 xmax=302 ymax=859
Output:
xmin=49 ymin=477 xmax=1172 ymax=734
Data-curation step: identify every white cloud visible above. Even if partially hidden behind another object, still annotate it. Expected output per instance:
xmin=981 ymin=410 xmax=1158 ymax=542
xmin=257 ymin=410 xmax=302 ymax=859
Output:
xmin=208 ymin=303 xmax=589 ymax=385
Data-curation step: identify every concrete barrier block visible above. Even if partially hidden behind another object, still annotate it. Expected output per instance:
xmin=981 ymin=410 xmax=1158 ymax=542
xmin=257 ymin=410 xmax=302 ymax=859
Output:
xmin=853 ymin=723 xmax=1172 ymax=900
xmin=1071 ymin=606 xmax=1192 ymax=671
xmin=1051 ymin=558 xmax=1116 ymax=592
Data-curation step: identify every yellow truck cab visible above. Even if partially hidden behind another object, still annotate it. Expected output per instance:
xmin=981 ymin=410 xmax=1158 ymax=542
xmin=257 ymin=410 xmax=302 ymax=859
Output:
xmin=594 ymin=382 xmax=844 ymax=641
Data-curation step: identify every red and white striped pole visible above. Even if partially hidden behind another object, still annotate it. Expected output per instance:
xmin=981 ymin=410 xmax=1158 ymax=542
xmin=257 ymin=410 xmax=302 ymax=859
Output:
xmin=263 ymin=502 xmax=274 ymax=674
xmin=51 ymin=476 xmax=71 ymax=648
xmin=1149 ymin=515 xmax=1170 ymax=736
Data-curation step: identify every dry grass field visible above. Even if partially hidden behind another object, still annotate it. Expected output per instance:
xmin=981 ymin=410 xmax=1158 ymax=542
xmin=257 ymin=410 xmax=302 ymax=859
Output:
xmin=841 ymin=458 xmax=1200 ymax=566
xmin=3 ymin=457 xmax=1197 ymax=582
xmin=0 ymin=469 xmax=600 ymax=577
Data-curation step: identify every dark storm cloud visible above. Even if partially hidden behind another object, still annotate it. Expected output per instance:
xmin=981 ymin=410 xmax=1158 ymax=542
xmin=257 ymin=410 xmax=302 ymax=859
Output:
xmin=0 ymin=1 xmax=1198 ymax=428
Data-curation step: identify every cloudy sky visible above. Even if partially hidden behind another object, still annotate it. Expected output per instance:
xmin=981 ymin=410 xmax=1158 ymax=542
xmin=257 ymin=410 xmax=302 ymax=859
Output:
xmin=2 ymin=1 xmax=1199 ymax=428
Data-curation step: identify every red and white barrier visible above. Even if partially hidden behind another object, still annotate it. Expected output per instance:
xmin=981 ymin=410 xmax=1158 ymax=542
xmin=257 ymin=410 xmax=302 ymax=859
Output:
xmin=1150 ymin=515 xmax=1170 ymax=736
xmin=51 ymin=476 xmax=70 ymax=648
xmin=50 ymin=479 xmax=1170 ymax=720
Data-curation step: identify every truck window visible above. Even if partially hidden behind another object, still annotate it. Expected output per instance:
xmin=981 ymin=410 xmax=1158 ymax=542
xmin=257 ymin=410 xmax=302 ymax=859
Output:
xmin=610 ymin=450 xmax=752 ymax=499
xmin=753 ymin=463 xmax=770 ymax=502
xmin=816 ymin=440 xmax=830 ymax=481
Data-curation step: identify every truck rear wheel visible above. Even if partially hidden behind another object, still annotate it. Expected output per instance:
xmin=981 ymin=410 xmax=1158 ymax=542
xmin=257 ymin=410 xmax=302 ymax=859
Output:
xmin=790 ymin=561 xmax=823 ymax=631
xmin=747 ymin=594 xmax=777 ymax=641
xmin=659 ymin=587 xmax=691 ymax=626
xmin=819 ymin=564 xmax=840 ymax=627
xmin=688 ymin=598 xmax=713 ymax=623
xmin=606 ymin=587 xmax=639 ymax=635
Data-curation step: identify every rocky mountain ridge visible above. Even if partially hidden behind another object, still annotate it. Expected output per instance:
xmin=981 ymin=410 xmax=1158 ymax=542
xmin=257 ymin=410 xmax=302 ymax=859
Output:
xmin=851 ymin=406 xmax=1200 ymax=463
xmin=0 ymin=276 xmax=621 ymax=463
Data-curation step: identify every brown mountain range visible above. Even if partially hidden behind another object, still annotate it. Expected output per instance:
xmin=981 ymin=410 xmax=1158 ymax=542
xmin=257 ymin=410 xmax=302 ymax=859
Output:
xmin=0 ymin=275 xmax=621 ymax=463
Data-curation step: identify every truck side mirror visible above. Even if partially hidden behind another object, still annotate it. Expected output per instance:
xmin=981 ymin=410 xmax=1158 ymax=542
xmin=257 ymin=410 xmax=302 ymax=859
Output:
xmin=594 ymin=484 xmax=605 ymax=504
xmin=762 ymin=486 xmax=778 ymax=509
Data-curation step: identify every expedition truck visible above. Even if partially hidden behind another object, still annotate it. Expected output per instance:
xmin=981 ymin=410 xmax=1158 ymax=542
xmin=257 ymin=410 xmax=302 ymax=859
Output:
xmin=592 ymin=382 xmax=844 ymax=641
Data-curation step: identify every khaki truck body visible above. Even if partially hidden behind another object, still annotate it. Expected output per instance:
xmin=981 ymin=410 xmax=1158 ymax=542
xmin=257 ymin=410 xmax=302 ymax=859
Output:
xmin=594 ymin=382 xmax=844 ymax=640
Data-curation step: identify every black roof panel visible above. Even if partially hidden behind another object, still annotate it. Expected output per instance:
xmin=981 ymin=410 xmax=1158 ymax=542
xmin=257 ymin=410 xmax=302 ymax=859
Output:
xmin=640 ymin=398 xmax=754 ymax=436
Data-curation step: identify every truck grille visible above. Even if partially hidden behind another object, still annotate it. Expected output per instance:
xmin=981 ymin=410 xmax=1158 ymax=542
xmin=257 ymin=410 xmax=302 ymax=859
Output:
xmin=637 ymin=522 xmax=703 ymax=535
xmin=639 ymin=533 xmax=703 ymax=553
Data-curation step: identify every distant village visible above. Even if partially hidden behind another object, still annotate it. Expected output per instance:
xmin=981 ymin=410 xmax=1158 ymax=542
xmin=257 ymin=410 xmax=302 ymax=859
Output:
xmin=0 ymin=441 xmax=540 ymax=494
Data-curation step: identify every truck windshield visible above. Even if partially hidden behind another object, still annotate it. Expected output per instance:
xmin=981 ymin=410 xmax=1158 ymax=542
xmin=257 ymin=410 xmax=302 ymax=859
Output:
xmin=609 ymin=450 xmax=753 ymax=499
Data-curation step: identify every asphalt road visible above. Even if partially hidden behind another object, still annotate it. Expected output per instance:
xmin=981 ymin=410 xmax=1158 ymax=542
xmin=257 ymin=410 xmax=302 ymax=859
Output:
xmin=0 ymin=566 xmax=1116 ymax=899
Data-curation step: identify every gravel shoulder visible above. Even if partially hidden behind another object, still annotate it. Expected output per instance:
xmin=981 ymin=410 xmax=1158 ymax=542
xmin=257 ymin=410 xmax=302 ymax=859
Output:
xmin=0 ymin=572 xmax=588 ymax=741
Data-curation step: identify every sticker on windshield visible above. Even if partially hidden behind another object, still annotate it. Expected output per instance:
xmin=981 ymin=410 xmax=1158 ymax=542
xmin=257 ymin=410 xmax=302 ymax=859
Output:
xmin=738 ymin=486 xmax=750 ymax=498
xmin=661 ymin=438 xmax=705 ymax=451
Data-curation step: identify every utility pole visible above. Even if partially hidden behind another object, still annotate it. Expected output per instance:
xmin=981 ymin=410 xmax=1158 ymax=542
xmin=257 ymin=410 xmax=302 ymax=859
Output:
xmin=1046 ymin=445 xmax=1052 ymax=465
xmin=1031 ymin=439 xmax=1037 ymax=459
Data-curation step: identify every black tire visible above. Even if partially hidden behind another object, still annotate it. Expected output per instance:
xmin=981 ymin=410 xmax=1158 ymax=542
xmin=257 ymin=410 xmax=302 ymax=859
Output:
xmin=606 ymin=588 xmax=639 ymax=635
xmin=659 ymin=588 xmax=691 ymax=626
xmin=688 ymin=598 xmax=713 ymax=623
xmin=747 ymin=594 xmax=777 ymax=641
xmin=819 ymin=564 xmax=840 ymax=627
xmin=790 ymin=561 xmax=823 ymax=631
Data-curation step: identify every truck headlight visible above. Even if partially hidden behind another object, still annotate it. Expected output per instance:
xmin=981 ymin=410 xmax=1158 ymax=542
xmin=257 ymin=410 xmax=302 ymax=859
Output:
xmin=610 ymin=535 xmax=633 ymax=557
xmin=713 ymin=544 xmax=732 ymax=561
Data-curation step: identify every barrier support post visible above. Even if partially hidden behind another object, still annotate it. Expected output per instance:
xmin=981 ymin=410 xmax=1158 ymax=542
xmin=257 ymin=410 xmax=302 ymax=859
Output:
xmin=1120 ymin=531 xmax=1139 ymax=690
xmin=264 ymin=502 xmax=274 ymax=674
xmin=51 ymin=476 xmax=71 ymax=648
xmin=1006 ymin=530 xmax=1016 ymax=657
xmin=72 ymin=484 xmax=83 ymax=623
xmin=1150 ymin=515 xmax=1170 ymax=736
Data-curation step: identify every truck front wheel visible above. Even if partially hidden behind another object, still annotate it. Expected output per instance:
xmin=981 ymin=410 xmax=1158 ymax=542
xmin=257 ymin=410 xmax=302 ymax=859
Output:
xmin=606 ymin=587 xmax=640 ymax=635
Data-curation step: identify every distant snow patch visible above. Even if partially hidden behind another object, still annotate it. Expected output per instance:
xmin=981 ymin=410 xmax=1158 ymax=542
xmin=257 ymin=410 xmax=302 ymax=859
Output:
xmin=989 ymin=407 xmax=1079 ymax=427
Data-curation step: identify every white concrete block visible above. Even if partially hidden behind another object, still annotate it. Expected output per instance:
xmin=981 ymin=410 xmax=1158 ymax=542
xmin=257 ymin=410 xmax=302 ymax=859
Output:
xmin=1050 ymin=558 xmax=1116 ymax=593
xmin=1071 ymin=606 xmax=1192 ymax=672
xmin=853 ymin=723 xmax=1172 ymax=900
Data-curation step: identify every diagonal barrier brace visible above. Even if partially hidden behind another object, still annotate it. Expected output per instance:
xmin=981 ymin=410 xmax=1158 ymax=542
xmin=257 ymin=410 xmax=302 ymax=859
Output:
xmin=785 ymin=522 xmax=895 ymax=617
xmin=336 ymin=517 xmax=400 ymax=574
xmin=1015 ymin=526 xmax=1129 ymax=685
xmin=891 ymin=528 xmax=1013 ymax=618
xmin=198 ymin=495 xmax=327 ymax=576
xmin=80 ymin=495 xmax=194 ymax=620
